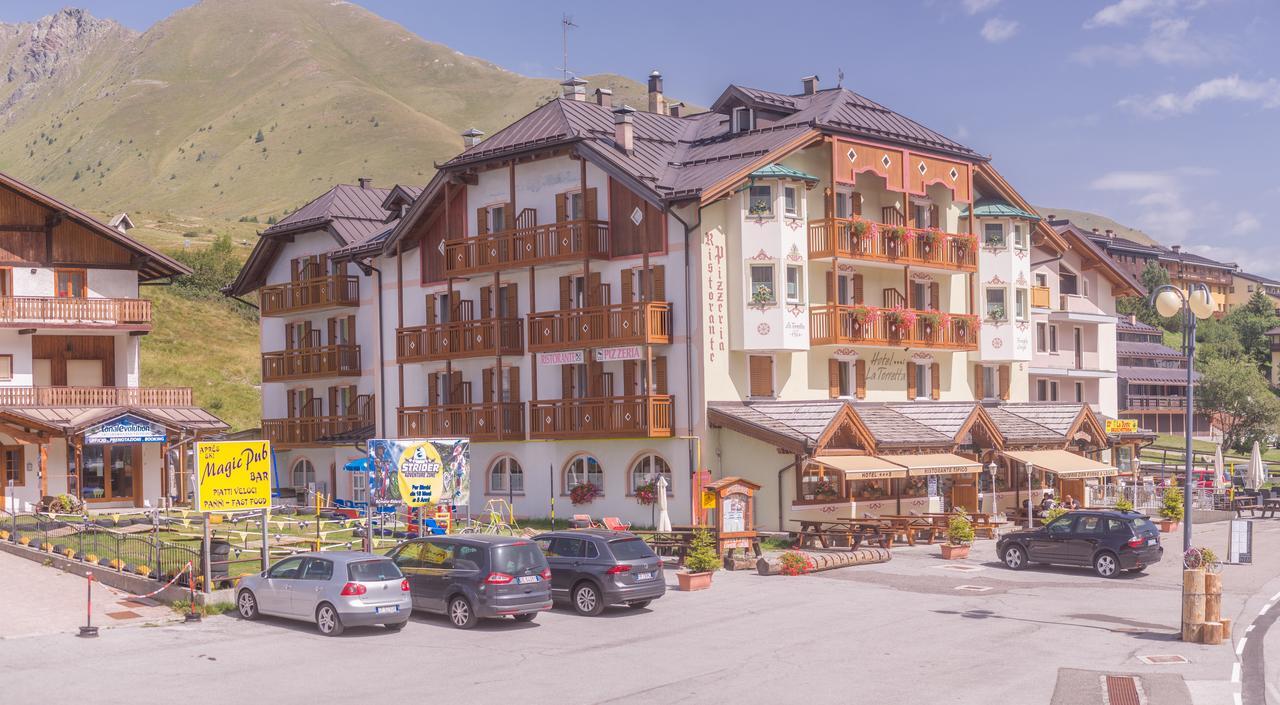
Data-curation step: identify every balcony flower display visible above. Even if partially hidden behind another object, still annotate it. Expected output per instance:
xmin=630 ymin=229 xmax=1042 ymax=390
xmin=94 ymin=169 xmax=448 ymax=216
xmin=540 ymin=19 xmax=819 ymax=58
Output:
xmin=917 ymin=311 xmax=941 ymax=338
xmin=851 ymin=219 xmax=870 ymax=241
xmin=884 ymin=306 xmax=916 ymax=334
xmin=918 ymin=228 xmax=942 ymax=253
xmin=569 ymin=482 xmax=601 ymax=506
xmin=748 ymin=199 xmax=772 ymax=217
xmin=633 ymin=481 xmax=658 ymax=506
xmin=955 ymin=233 xmax=978 ymax=255
xmin=751 ymin=283 xmax=776 ymax=307
xmin=885 ymin=226 xmax=907 ymax=251
xmin=985 ymin=304 xmax=1006 ymax=322
xmin=848 ymin=304 xmax=877 ymax=326
xmin=813 ymin=478 xmax=840 ymax=500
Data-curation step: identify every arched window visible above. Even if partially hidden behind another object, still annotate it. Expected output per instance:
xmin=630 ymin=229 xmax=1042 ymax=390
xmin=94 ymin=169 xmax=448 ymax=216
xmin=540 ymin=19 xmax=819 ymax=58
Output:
xmin=630 ymin=454 xmax=673 ymax=495
xmin=488 ymin=457 xmax=524 ymax=494
xmin=291 ymin=458 xmax=316 ymax=496
xmin=564 ymin=455 xmax=603 ymax=494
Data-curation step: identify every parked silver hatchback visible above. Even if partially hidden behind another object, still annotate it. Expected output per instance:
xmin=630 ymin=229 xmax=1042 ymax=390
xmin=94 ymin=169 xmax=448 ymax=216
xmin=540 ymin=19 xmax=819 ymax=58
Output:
xmin=236 ymin=551 xmax=411 ymax=635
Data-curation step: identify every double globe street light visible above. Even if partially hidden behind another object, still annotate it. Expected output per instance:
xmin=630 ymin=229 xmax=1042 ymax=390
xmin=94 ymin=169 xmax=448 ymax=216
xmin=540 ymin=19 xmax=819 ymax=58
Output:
xmin=1150 ymin=283 xmax=1214 ymax=552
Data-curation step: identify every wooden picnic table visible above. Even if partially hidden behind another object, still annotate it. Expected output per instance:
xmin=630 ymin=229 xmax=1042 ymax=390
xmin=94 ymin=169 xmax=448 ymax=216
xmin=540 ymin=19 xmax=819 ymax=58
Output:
xmin=876 ymin=515 xmax=938 ymax=546
xmin=1262 ymin=498 xmax=1280 ymax=519
xmin=1235 ymin=497 xmax=1263 ymax=518
xmin=790 ymin=519 xmax=891 ymax=550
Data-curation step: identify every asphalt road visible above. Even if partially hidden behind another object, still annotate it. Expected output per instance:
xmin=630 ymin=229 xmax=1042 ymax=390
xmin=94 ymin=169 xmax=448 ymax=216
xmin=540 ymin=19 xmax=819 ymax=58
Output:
xmin=2 ymin=518 xmax=1277 ymax=705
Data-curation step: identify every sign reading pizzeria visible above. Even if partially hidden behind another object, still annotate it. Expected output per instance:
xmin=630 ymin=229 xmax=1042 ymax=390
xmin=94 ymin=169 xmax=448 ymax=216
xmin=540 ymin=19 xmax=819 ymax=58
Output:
xmin=593 ymin=345 xmax=643 ymax=362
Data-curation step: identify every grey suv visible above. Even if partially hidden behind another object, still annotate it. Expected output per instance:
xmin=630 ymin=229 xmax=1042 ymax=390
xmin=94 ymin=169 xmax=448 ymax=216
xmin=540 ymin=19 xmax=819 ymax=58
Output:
xmin=534 ymin=530 xmax=665 ymax=615
xmin=389 ymin=535 xmax=552 ymax=628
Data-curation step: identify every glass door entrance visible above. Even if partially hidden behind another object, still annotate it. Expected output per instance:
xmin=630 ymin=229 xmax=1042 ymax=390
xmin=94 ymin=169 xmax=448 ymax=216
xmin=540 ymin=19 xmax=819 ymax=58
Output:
xmin=81 ymin=444 xmax=140 ymax=504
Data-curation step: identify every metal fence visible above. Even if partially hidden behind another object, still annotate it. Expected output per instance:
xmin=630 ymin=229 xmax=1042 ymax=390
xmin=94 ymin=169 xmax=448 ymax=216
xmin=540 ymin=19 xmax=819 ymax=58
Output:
xmin=4 ymin=512 xmax=202 ymax=586
xmin=1088 ymin=485 xmax=1227 ymax=512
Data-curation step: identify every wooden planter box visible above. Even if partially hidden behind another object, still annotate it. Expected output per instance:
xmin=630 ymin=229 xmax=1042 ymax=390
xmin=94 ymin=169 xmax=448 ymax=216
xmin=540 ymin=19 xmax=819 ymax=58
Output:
xmin=1159 ymin=520 xmax=1180 ymax=533
xmin=677 ymin=571 xmax=713 ymax=591
xmin=941 ymin=543 xmax=971 ymax=560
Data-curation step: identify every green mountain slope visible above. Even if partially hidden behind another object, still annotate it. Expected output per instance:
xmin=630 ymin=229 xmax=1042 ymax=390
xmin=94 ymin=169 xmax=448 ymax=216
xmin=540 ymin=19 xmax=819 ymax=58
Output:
xmin=1035 ymin=205 xmax=1161 ymax=247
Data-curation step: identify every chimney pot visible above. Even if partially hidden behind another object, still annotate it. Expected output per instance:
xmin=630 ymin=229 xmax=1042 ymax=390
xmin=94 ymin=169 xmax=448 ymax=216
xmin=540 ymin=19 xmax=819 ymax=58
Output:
xmin=613 ymin=104 xmax=636 ymax=153
xmin=668 ymin=102 xmax=683 ymax=118
xmin=647 ymin=70 xmax=665 ymax=114
xmin=1171 ymin=244 xmax=1181 ymax=253
xmin=594 ymin=88 xmax=612 ymax=107
xmin=560 ymin=76 xmax=588 ymax=101
xmin=801 ymin=75 xmax=819 ymax=95
xmin=461 ymin=128 xmax=484 ymax=148
xmin=1091 ymin=227 xmax=1099 ymax=234
xmin=358 ymin=177 xmax=372 ymax=189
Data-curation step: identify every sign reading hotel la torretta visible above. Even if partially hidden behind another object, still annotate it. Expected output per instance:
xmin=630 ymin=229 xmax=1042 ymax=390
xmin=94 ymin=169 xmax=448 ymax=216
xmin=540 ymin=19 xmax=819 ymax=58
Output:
xmin=537 ymin=350 xmax=584 ymax=366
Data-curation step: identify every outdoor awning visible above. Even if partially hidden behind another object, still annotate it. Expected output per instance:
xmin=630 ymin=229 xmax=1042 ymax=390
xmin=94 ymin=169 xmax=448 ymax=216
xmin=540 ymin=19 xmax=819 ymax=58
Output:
xmin=1003 ymin=449 xmax=1118 ymax=479
xmin=810 ymin=455 xmax=906 ymax=480
xmin=878 ymin=453 xmax=981 ymax=476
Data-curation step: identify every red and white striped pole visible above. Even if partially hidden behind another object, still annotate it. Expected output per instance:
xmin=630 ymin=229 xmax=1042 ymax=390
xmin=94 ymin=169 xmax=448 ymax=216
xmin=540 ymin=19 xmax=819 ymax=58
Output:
xmin=78 ymin=571 xmax=98 ymax=638
xmin=185 ymin=562 xmax=201 ymax=623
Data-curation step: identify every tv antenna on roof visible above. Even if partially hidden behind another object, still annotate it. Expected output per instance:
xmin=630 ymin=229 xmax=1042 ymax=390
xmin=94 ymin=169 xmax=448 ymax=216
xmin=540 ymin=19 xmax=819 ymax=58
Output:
xmin=836 ymin=68 xmax=845 ymax=88
xmin=560 ymin=13 xmax=578 ymax=81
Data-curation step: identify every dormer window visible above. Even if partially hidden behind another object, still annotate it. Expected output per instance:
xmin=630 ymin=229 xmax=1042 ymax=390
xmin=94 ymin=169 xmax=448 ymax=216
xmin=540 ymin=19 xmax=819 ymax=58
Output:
xmin=732 ymin=106 xmax=754 ymax=133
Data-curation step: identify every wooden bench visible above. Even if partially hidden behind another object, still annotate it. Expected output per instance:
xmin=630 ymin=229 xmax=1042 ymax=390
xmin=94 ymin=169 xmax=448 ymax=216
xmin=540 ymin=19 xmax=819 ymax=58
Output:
xmin=1234 ymin=499 xmax=1261 ymax=518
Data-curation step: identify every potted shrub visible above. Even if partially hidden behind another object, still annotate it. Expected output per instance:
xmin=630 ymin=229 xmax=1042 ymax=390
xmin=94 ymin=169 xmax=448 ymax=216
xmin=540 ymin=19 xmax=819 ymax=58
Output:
xmin=569 ymin=482 xmax=601 ymax=506
xmin=813 ymin=478 xmax=840 ymax=502
xmin=779 ymin=550 xmax=813 ymax=576
xmin=942 ymin=509 xmax=974 ymax=559
xmin=1159 ymin=486 xmax=1183 ymax=532
xmin=1114 ymin=495 xmax=1134 ymax=512
xmin=677 ymin=529 xmax=720 ymax=591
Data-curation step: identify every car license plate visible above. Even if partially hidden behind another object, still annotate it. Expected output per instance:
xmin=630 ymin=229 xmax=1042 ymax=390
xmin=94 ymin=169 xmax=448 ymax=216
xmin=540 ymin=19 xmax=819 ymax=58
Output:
xmin=516 ymin=575 xmax=540 ymax=584
xmin=636 ymin=571 xmax=654 ymax=581
xmin=1147 ymin=538 xmax=1157 ymax=546
xmin=375 ymin=605 xmax=399 ymax=614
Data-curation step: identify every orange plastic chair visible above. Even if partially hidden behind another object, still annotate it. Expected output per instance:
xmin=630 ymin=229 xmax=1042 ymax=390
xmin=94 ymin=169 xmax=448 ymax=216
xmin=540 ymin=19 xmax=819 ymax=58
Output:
xmin=601 ymin=516 xmax=631 ymax=531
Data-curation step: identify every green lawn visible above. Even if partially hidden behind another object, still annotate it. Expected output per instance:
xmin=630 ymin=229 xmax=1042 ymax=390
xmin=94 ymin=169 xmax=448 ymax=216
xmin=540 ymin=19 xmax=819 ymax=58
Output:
xmin=1148 ymin=434 xmax=1280 ymax=463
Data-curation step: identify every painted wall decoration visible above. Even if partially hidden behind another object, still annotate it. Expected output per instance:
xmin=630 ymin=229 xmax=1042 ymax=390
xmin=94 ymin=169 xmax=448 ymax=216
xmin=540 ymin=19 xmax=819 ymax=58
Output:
xmin=866 ymin=351 xmax=907 ymax=383
xmin=702 ymin=230 xmax=727 ymax=363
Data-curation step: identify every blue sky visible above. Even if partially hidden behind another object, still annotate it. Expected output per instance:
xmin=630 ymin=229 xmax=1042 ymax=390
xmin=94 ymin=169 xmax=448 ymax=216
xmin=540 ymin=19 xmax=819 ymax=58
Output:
xmin=7 ymin=0 xmax=1280 ymax=273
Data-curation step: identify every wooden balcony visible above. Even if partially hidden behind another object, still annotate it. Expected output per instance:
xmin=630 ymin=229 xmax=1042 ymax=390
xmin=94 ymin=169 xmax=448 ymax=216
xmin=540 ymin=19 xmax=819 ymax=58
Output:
xmin=0 ymin=386 xmax=192 ymax=407
xmin=261 ymin=344 xmax=361 ymax=382
xmin=397 ymin=402 xmax=525 ymax=442
xmin=807 ymin=218 xmax=977 ymax=272
xmin=527 ymin=301 xmax=672 ymax=352
xmin=396 ymin=318 xmax=523 ymax=363
xmin=1031 ymin=286 xmax=1051 ymax=309
xmin=1123 ymin=394 xmax=1189 ymax=411
xmin=529 ymin=395 xmax=674 ymax=439
xmin=0 ymin=296 xmax=151 ymax=329
xmin=443 ymin=219 xmax=609 ymax=277
xmin=809 ymin=306 xmax=979 ymax=350
xmin=259 ymin=275 xmax=360 ymax=316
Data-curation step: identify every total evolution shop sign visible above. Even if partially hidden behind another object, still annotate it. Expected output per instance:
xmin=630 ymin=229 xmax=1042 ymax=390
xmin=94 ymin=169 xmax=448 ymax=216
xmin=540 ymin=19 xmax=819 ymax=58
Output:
xmin=84 ymin=414 xmax=167 ymax=445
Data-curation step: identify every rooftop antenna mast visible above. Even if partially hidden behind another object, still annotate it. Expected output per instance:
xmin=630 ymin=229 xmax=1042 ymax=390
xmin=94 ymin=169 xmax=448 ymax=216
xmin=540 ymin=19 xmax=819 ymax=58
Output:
xmin=560 ymin=13 xmax=578 ymax=80
xmin=836 ymin=67 xmax=845 ymax=88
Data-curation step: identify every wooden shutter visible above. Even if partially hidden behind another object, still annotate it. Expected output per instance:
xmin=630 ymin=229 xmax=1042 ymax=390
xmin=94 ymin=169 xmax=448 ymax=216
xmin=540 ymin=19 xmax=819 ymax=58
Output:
xmin=587 ymin=272 xmax=603 ymax=306
xmin=482 ymin=368 xmax=494 ymax=402
xmin=855 ymin=359 xmax=866 ymax=399
xmin=502 ymin=284 xmax=517 ymax=318
xmin=825 ymin=270 xmax=834 ymax=304
xmin=930 ymin=363 xmax=941 ymax=400
xmin=326 ymin=317 xmax=337 ymax=345
xmin=650 ymin=265 xmax=665 ymax=301
xmin=424 ymin=294 xmax=437 ymax=325
xmin=561 ymin=365 xmax=575 ymax=398
xmin=622 ymin=360 xmax=636 ymax=396
xmin=476 ymin=207 xmax=489 ymax=235
xmin=427 ymin=373 xmax=439 ymax=405
xmin=559 ymin=275 xmax=572 ymax=310
xmin=507 ymin=367 xmax=520 ymax=402
xmin=906 ymin=361 xmax=917 ymax=399
xmin=929 ymin=282 xmax=940 ymax=311
xmin=448 ymin=371 xmax=463 ymax=404
xmin=555 ymin=193 xmax=568 ymax=223
xmin=998 ymin=364 xmax=1011 ymax=401
xmin=823 ymin=188 xmax=833 ymax=218
xmin=584 ymin=188 xmax=598 ymax=220
xmin=587 ymin=357 xmax=604 ymax=397
xmin=479 ymin=286 xmax=492 ymax=319
xmin=621 ymin=269 xmax=634 ymax=303
xmin=653 ymin=356 xmax=667 ymax=394
xmin=828 ymin=358 xmax=841 ymax=398
xmin=852 ymin=192 xmax=863 ymax=216
xmin=973 ymin=364 xmax=984 ymax=400
xmin=852 ymin=274 xmax=864 ymax=304
xmin=328 ymin=386 xmax=338 ymax=416
xmin=749 ymin=355 xmax=773 ymax=397
xmin=929 ymin=204 xmax=940 ymax=229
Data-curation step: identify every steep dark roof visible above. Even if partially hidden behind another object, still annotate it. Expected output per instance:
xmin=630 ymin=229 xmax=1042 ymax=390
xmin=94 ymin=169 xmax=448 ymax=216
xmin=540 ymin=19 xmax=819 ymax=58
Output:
xmin=1158 ymin=248 xmax=1237 ymax=270
xmin=1117 ymin=341 xmax=1184 ymax=359
xmin=1052 ymin=222 xmax=1144 ymax=297
xmin=1089 ymin=233 xmax=1164 ymax=256
xmin=1117 ymin=318 xmax=1163 ymax=334
xmin=1119 ymin=366 xmax=1199 ymax=385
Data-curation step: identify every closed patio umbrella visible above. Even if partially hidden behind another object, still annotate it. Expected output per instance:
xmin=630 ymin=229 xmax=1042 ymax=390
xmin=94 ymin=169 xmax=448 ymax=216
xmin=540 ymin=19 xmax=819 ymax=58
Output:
xmin=655 ymin=474 xmax=672 ymax=533
xmin=1248 ymin=441 xmax=1266 ymax=491
xmin=1213 ymin=443 xmax=1226 ymax=491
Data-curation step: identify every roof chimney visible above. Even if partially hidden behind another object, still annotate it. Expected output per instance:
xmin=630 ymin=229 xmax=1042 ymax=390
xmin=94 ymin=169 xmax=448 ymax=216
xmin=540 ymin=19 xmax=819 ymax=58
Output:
xmin=594 ymin=88 xmax=612 ymax=108
xmin=668 ymin=102 xmax=684 ymax=118
xmin=357 ymin=177 xmax=372 ymax=189
xmin=613 ymin=104 xmax=636 ymax=154
xmin=1091 ymin=227 xmax=1100 ymax=234
xmin=1047 ymin=214 xmax=1056 ymax=221
xmin=560 ymin=76 xmax=588 ymax=101
xmin=801 ymin=75 xmax=819 ymax=95
xmin=1171 ymin=244 xmax=1181 ymax=253
xmin=461 ymin=128 xmax=484 ymax=148
xmin=1105 ymin=228 xmax=1114 ymax=237
xmin=647 ymin=70 xmax=665 ymax=114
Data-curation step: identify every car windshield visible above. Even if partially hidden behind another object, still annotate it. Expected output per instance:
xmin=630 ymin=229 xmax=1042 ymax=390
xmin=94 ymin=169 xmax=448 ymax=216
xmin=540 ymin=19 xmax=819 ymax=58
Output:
xmin=348 ymin=559 xmax=402 ymax=582
xmin=1131 ymin=517 xmax=1158 ymax=534
xmin=608 ymin=538 xmax=655 ymax=561
xmin=491 ymin=543 xmax=544 ymax=574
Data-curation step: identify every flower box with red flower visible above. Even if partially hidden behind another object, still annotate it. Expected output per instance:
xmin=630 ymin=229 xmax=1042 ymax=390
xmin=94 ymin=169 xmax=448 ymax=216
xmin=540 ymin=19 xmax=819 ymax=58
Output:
xmin=569 ymin=482 xmax=601 ymax=506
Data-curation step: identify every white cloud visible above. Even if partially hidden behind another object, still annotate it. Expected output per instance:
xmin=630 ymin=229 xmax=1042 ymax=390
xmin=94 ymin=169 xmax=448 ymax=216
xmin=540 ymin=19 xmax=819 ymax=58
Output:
xmin=1120 ymin=75 xmax=1280 ymax=118
xmin=1083 ymin=0 xmax=1206 ymax=29
xmin=963 ymin=0 xmax=1000 ymax=14
xmin=1090 ymin=168 xmax=1211 ymax=242
xmin=1089 ymin=171 xmax=1178 ymax=192
xmin=1234 ymin=211 xmax=1261 ymax=235
xmin=980 ymin=17 xmax=1019 ymax=43
xmin=1072 ymin=16 xmax=1220 ymax=66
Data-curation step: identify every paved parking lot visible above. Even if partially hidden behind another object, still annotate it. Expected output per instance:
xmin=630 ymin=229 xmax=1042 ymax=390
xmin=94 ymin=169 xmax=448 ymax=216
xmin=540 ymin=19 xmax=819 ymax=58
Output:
xmin=1 ymin=518 xmax=1276 ymax=705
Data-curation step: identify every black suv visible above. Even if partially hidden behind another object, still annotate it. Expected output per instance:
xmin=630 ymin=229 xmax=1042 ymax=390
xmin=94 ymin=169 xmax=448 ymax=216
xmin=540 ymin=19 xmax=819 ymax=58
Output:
xmin=996 ymin=509 xmax=1162 ymax=578
xmin=534 ymin=530 xmax=665 ymax=615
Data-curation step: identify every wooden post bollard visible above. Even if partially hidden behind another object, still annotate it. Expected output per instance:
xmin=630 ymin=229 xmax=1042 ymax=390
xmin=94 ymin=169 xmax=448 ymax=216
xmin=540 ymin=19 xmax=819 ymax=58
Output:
xmin=1182 ymin=568 xmax=1206 ymax=643
xmin=1220 ymin=618 xmax=1232 ymax=641
xmin=1205 ymin=572 xmax=1222 ymax=625
xmin=1202 ymin=621 xmax=1223 ymax=645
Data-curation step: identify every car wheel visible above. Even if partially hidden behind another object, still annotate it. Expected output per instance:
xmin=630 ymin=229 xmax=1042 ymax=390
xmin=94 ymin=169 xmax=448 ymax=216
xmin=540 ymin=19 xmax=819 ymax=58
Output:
xmin=236 ymin=590 xmax=259 ymax=620
xmin=572 ymin=582 xmax=605 ymax=616
xmin=628 ymin=600 xmax=652 ymax=610
xmin=512 ymin=613 xmax=537 ymax=623
xmin=448 ymin=596 xmax=477 ymax=629
xmin=316 ymin=603 xmax=344 ymax=636
xmin=1094 ymin=552 xmax=1120 ymax=578
xmin=1002 ymin=544 xmax=1026 ymax=570
xmin=384 ymin=620 xmax=407 ymax=631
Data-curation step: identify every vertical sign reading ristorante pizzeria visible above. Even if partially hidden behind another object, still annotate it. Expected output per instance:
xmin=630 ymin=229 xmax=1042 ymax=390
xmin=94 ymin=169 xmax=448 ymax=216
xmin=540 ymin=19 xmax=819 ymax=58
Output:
xmin=703 ymin=230 xmax=727 ymax=362
xmin=195 ymin=441 xmax=272 ymax=512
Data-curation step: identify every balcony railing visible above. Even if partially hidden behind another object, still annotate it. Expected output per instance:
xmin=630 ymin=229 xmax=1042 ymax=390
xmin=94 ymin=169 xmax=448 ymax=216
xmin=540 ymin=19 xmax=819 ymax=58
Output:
xmin=0 ymin=296 xmax=151 ymax=327
xmin=444 ymin=219 xmax=609 ymax=276
xmin=259 ymin=275 xmax=360 ymax=316
xmin=1123 ymin=394 xmax=1189 ymax=410
xmin=809 ymin=306 xmax=979 ymax=349
xmin=529 ymin=395 xmax=674 ymax=439
xmin=397 ymin=402 xmax=525 ymax=442
xmin=261 ymin=344 xmax=361 ymax=382
xmin=1031 ymin=286 xmax=1051 ymax=309
xmin=396 ymin=318 xmax=523 ymax=363
xmin=0 ymin=386 xmax=192 ymax=407
xmin=527 ymin=301 xmax=672 ymax=352
xmin=808 ymin=218 xmax=977 ymax=271
xmin=1057 ymin=294 xmax=1105 ymax=316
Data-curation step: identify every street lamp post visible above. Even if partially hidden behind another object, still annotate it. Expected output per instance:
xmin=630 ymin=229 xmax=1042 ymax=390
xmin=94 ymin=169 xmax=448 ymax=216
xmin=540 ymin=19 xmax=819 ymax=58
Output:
xmin=1026 ymin=462 xmax=1035 ymax=529
xmin=1150 ymin=283 xmax=1214 ymax=553
xmin=986 ymin=462 xmax=999 ymax=517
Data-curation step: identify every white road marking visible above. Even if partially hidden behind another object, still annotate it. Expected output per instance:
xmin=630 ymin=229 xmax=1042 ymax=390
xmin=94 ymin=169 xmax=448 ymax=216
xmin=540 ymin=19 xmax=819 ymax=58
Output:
xmin=1235 ymin=692 xmax=1243 ymax=705
xmin=1246 ymin=624 xmax=1255 ymax=633
xmin=1273 ymin=590 xmax=1280 ymax=601
xmin=1236 ymin=637 xmax=1247 ymax=655
xmin=1231 ymin=663 xmax=1241 ymax=683
xmin=1261 ymin=603 xmax=1271 ymax=615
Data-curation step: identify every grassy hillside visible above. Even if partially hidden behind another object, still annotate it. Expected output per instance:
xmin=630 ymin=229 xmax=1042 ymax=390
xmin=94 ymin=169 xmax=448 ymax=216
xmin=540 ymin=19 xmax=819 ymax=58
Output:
xmin=1034 ymin=205 xmax=1160 ymax=247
